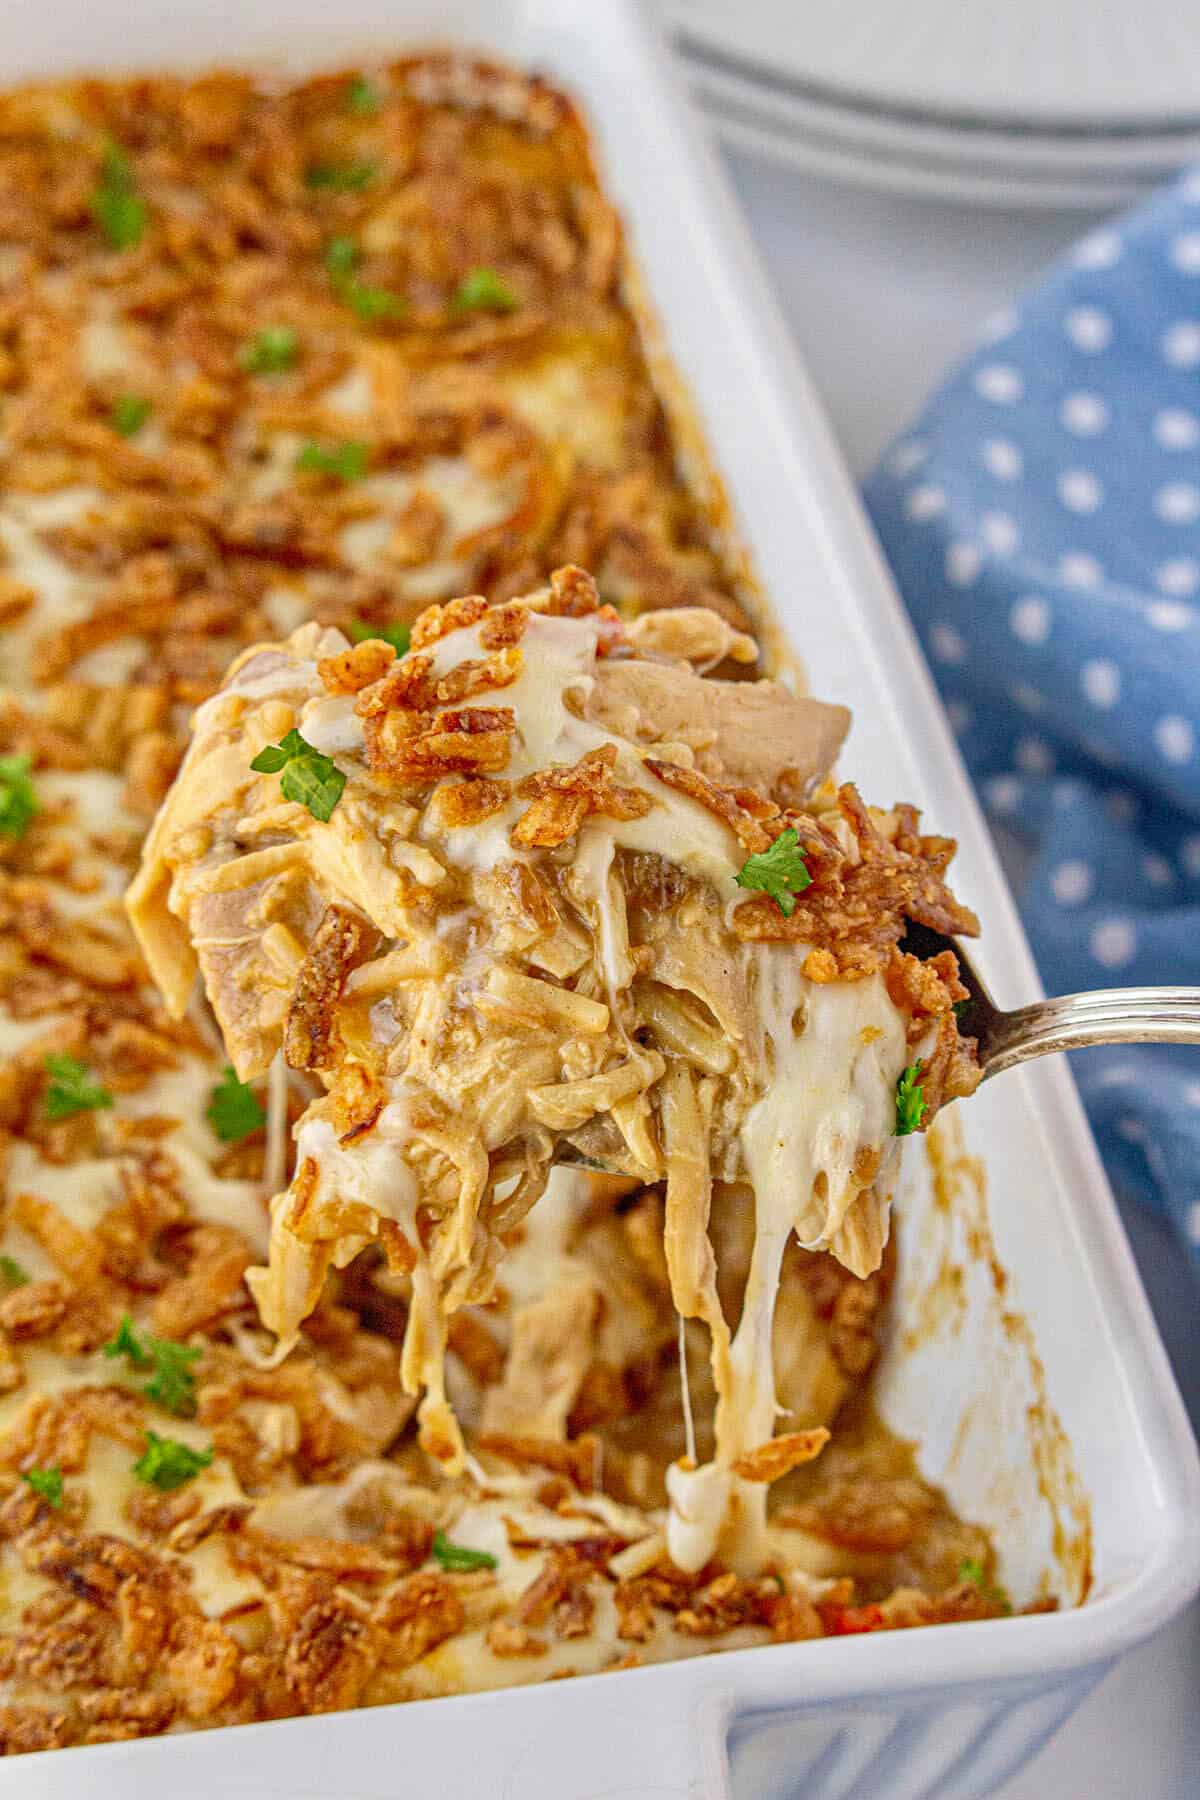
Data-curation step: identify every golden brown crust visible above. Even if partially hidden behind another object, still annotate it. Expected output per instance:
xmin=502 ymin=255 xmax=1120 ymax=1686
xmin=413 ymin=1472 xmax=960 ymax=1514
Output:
xmin=284 ymin=905 xmax=380 ymax=1073
xmin=731 ymin=785 xmax=979 ymax=986
xmin=512 ymin=744 xmax=652 ymax=849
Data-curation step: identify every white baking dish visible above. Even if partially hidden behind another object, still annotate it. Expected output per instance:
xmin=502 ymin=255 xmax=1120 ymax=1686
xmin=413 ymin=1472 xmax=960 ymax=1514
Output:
xmin=6 ymin=3 xmax=1199 ymax=1796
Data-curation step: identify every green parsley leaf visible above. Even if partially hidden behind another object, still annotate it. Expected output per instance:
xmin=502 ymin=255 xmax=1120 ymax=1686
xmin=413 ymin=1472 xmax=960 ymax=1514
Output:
xmin=894 ymin=1061 xmax=928 ymax=1137
xmin=110 ymin=394 xmax=152 ymax=437
xmin=103 ymin=1314 xmax=152 ymax=1370
xmin=239 ymin=326 xmax=299 ymax=375
xmin=143 ymin=1341 xmax=201 ymax=1417
xmin=44 ymin=1054 xmax=113 ymax=1120
xmin=324 ymin=235 xmax=360 ymax=276
xmin=207 ymin=1066 xmax=266 ymax=1143
xmin=340 ymin=279 xmax=406 ymax=323
xmin=133 ymin=1431 xmax=213 ymax=1491
xmin=957 ymin=1556 xmax=1012 ymax=1613
xmin=733 ymin=827 xmax=812 ymax=917
xmin=323 ymin=239 xmax=404 ymax=322
xmin=246 ymin=728 xmax=298 ymax=776
xmin=347 ymin=619 xmax=411 ymax=656
xmin=451 ymin=267 xmax=517 ymax=315
xmin=22 ymin=1466 xmax=63 ymax=1509
xmin=101 ymin=142 xmax=134 ymax=188
xmin=0 ymin=753 xmax=38 ymax=840
xmin=306 ymin=159 xmax=377 ymax=192
xmin=250 ymin=728 xmax=346 ymax=823
xmin=295 ymin=440 xmax=370 ymax=482
xmin=91 ymin=141 xmax=147 ymax=250
xmin=346 ymin=74 xmax=379 ymax=115
xmin=430 ymin=1529 xmax=497 ymax=1573
xmin=0 ymin=1255 xmax=28 ymax=1288
xmin=104 ymin=1313 xmax=201 ymax=1417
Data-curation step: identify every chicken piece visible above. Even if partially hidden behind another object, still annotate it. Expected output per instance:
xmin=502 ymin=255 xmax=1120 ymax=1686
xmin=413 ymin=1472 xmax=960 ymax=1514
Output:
xmin=587 ymin=657 xmax=849 ymax=809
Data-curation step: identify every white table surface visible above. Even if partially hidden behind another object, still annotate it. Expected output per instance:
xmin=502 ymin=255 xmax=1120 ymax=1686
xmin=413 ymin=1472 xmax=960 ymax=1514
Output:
xmin=718 ymin=142 xmax=1200 ymax=1800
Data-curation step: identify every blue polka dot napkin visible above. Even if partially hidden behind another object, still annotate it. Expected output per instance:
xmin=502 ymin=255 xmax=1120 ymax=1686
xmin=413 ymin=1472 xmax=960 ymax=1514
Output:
xmin=864 ymin=168 xmax=1200 ymax=1257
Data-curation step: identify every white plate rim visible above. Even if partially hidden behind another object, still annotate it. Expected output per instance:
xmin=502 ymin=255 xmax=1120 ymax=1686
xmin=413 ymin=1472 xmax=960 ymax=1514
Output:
xmin=694 ymin=80 xmax=1161 ymax=211
xmin=664 ymin=0 xmax=1200 ymax=133
xmin=683 ymin=50 xmax=1200 ymax=178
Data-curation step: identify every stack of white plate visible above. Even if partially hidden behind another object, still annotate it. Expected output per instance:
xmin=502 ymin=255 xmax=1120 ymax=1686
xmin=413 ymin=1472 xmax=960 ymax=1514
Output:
xmin=664 ymin=0 xmax=1200 ymax=208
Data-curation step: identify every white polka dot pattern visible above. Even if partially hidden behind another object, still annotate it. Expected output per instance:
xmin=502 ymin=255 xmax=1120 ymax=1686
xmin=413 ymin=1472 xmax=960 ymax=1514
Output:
xmin=1060 ymin=392 xmax=1109 ymax=436
xmin=1066 ymin=305 xmax=1113 ymax=352
xmin=1058 ymin=551 xmax=1103 ymax=588
xmin=974 ymin=363 xmax=1023 ymax=403
xmin=982 ymin=438 xmax=1023 ymax=479
xmin=861 ymin=167 xmax=1200 ymax=1255
xmin=1153 ymin=408 xmax=1200 ymax=450
xmin=1090 ymin=918 xmax=1136 ymax=968
xmin=1010 ymin=595 xmax=1051 ymax=644
xmin=1058 ymin=469 xmax=1103 ymax=513
xmin=1051 ymin=860 xmax=1092 ymax=905
xmin=1080 ymin=659 xmax=1121 ymax=708
xmin=1162 ymin=320 xmax=1200 ymax=366
xmin=1154 ymin=481 xmax=1200 ymax=524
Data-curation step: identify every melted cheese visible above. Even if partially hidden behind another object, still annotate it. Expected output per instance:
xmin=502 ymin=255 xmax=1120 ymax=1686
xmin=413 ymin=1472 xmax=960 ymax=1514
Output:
xmin=667 ymin=964 xmax=909 ymax=1574
xmin=420 ymin=611 xmax=743 ymax=894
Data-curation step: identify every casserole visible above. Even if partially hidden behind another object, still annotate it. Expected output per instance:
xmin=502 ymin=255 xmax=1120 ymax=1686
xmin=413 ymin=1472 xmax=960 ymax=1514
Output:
xmin=2 ymin=1 xmax=1198 ymax=1795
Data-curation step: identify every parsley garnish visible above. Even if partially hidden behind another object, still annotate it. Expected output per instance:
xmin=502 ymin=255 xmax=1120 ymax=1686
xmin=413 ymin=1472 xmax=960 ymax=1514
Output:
xmin=348 ymin=619 xmax=411 ymax=656
xmin=251 ymin=728 xmax=346 ymax=823
xmin=0 ymin=1255 xmax=28 ymax=1288
xmin=105 ymin=1315 xmax=149 ymax=1366
xmin=22 ymin=1466 xmax=63 ymax=1509
xmin=306 ymin=159 xmax=376 ymax=192
xmin=894 ymin=1062 xmax=927 ymax=1137
xmin=430 ymin=1529 xmax=497 ymax=1573
xmin=733 ymin=828 xmax=812 ymax=917
xmin=324 ymin=235 xmax=360 ymax=276
xmin=346 ymin=74 xmax=379 ymax=115
xmin=103 ymin=1313 xmax=202 ymax=1417
xmin=295 ymin=440 xmax=369 ymax=482
xmin=451 ymin=267 xmax=517 ymax=315
xmin=44 ymin=1054 xmax=112 ymax=1120
xmin=342 ymin=280 xmax=406 ymax=323
xmin=133 ymin=1431 xmax=212 ymax=1491
xmin=239 ymin=326 xmax=299 ymax=375
xmin=958 ymin=1556 xmax=1012 ymax=1613
xmin=323 ymin=238 xmax=404 ymax=322
xmin=110 ymin=394 xmax=152 ymax=437
xmin=0 ymin=753 xmax=38 ymax=840
xmin=207 ymin=1066 xmax=266 ymax=1143
xmin=91 ymin=142 xmax=147 ymax=251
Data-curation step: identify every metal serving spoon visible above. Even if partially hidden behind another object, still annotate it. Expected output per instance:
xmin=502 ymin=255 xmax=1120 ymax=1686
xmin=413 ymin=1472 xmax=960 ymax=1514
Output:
xmin=901 ymin=922 xmax=1200 ymax=1080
